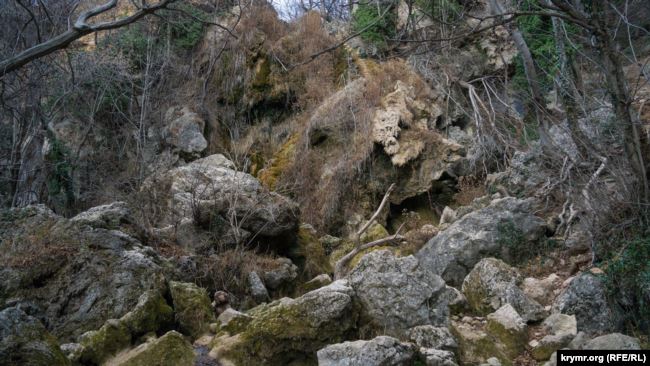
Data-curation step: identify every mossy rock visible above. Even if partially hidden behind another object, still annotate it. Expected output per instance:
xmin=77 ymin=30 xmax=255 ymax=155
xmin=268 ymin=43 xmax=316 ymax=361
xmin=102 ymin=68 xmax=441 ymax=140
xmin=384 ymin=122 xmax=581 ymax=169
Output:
xmin=451 ymin=320 xmax=506 ymax=365
xmin=290 ymin=224 xmax=332 ymax=280
xmin=121 ymin=290 xmax=174 ymax=337
xmin=79 ymin=319 xmax=131 ymax=365
xmin=105 ymin=331 xmax=195 ymax=366
xmin=169 ymin=281 xmax=216 ymax=339
xmin=258 ymin=134 xmax=298 ymax=190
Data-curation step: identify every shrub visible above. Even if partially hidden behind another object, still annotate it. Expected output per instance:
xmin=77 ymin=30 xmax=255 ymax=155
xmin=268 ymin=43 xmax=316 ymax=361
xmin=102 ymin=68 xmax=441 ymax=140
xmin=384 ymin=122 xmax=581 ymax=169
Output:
xmin=352 ymin=2 xmax=396 ymax=50
xmin=604 ymin=235 xmax=650 ymax=332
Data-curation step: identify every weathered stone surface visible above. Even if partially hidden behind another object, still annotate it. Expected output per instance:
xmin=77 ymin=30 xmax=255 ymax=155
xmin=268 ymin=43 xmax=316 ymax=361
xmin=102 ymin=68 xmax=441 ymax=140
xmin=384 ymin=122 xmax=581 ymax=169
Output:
xmin=301 ymin=274 xmax=333 ymax=293
xmin=141 ymin=154 xmax=299 ymax=247
xmin=162 ymin=106 xmax=207 ymax=155
xmin=485 ymin=304 xmax=527 ymax=360
xmin=210 ymin=280 xmax=357 ymax=365
xmin=417 ymin=197 xmax=546 ymax=286
xmin=420 ymin=348 xmax=458 ymax=366
xmin=317 ymin=336 xmax=416 ymax=366
xmin=169 ymin=281 xmax=216 ymax=339
xmin=105 ymin=330 xmax=195 ymax=366
xmin=406 ymin=325 xmax=457 ymax=352
xmin=120 ymin=290 xmax=174 ymax=337
xmin=522 ymin=274 xmax=561 ymax=305
xmin=79 ymin=319 xmax=131 ymax=365
xmin=216 ymin=309 xmax=252 ymax=335
xmin=451 ymin=319 xmax=500 ymax=365
xmin=0 ymin=307 xmax=70 ymax=366
xmin=462 ymin=258 xmax=546 ymax=322
xmin=0 ymin=205 xmax=167 ymax=341
xmin=348 ymin=250 xmax=448 ymax=335
xmin=262 ymin=257 xmax=298 ymax=290
xmin=552 ymin=273 xmax=621 ymax=334
xmin=248 ymin=271 xmax=270 ymax=304
xmin=70 ymin=201 xmax=132 ymax=229
xmin=582 ymin=333 xmax=641 ymax=350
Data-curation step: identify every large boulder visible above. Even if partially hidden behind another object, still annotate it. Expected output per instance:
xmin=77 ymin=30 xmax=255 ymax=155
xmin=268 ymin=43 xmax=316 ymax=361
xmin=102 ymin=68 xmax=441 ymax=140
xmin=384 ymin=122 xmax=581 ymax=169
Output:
xmin=552 ymin=273 xmax=621 ymax=334
xmin=582 ymin=333 xmax=641 ymax=350
xmin=417 ymin=197 xmax=546 ymax=286
xmin=141 ymin=154 xmax=299 ymax=249
xmin=485 ymin=304 xmax=527 ymax=361
xmin=530 ymin=314 xmax=577 ymax=361
xmin=169 ymin=281 xmax=216 ymax=339
xmin=104 ymin=331 xmax=195 ymax=366
xmin=317 ymin=336 xmax=416 ymax=366
xmin=0 ymin=205 xmax=168 ymax=341
xmin=70 ymin=201 xmax=132 ymax=229
xmin=462 ymin=258 xmax=546 ymax=322
xmin=209 ymin=280 xmax=357 ymax=365
xmin=162 ymin=106 xmax=208 ymax=155
xmin=0 ymin=307 xmax=69 ymax=366
xmin=347 ymin=250 xmax=449 ymax=336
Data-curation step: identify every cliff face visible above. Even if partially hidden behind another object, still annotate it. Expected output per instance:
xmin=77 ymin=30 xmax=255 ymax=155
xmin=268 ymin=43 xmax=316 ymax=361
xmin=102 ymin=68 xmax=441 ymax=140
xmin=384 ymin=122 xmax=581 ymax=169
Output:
xmin=1 ymin=1 xmax=649 ymax=365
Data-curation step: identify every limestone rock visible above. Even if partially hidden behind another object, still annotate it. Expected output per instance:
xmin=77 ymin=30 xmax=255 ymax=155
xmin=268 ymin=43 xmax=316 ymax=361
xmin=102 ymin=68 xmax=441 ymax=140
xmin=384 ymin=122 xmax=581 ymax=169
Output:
xmin=417 ymin=197 xmax=546 ymax=286
xmin=210 ymin=280 xmax=356 ymax=365
xmin=522 ymin=274 xmax=561 ymax=305
xmin=485 ymin=304 xmax=527 ymax=360
xmin=105 ymin=330 xmax=195 ymax=366
xmin=301 ymin=273 xmax=333 ymax=293
xmin=583 ymin=333 xmax=641 ymax=350
xmin=317 ymin=336 xmax=416 ymax=366
xmin=406 ymin=325 xmax=457 ymax=352
xmin=348 ymin=250 xmax=448 ymax=335
xmin=169 ymin=281 xmax=216 ymax=339
xmin=70 ymin=201 xmax=132 ymax=229
xmin=451 ymin=319 xmax=500 ymax=365
xmin=248 ymin=271 xmax=270 ymax=303
xmin=162 ymin=106 xmax=207 ymax=155
xmin=262 ymin=257 xmax=298 ymax=290
xmin=462 ymin=258 xmax=547 ymax=322
xmin=78 ymin=319 xmax=131 ymax=365
xmin=419 ymin=349 xmax=458 ymax=366
xmin=216 ymin=309 xmax=252 ymax=335
xmin=0 ymin=307 xmax=70 ymax=366
xmin=120 ymin=290 xmax=174 ymax=337
xmin=552 ymin=273 xmax=621 ymax=334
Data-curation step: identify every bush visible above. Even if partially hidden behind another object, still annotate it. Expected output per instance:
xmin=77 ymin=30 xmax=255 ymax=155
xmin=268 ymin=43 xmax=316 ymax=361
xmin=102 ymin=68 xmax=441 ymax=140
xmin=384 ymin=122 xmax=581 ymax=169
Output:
xmin=604 ymin=236 xmax=650 ymax=332
xmin=352 ymin=2 xmax=396 ymax=50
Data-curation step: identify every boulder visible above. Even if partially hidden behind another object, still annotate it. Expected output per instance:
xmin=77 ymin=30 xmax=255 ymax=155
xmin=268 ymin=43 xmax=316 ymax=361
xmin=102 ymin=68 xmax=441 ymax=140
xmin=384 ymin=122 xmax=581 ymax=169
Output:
xmin=248 ymin=271 xmax=270 ymax=303
xmin=300 ymin=274 xmax=333 ymax=293
xmin=120 ymin=290 xmax=174 ymax=337
xmin=0 ymin=205 xmax=168 ymax=341
xmin=406 ymin=325 xmax=457 ymax=352
xmin=582 ymin=333 xmax=641 ymax=350
xmin=162 ymin=106 xmax=208 ymax=155
xmin=530 ymin=314 xmax=577 ymax=361
xmin=262 ymin=257 xmax=298 ymax=290
xmin=522 ymin=274 xmax=561 ymax=305
xmin=0 ymin=307 xmax=70 ymax=366
xmin=462 ymin=258 xmax=547 ymax=322
xmin=209 ymin=280 xmax=357 ymax=365
xmin=317 ymin=336 xmax=416 ymax=366
xmin=169 ymin=281 xmax=216 ymax=339
xmin=78 ymin=319 xmax=131 ymax=365
xmin=215 ymin=309 xmax=252 ymax=335
xmin=417 ymin=197 xmax=546 ymax=286
xmin=104 ymin=331 xmax=195 ymax=366
xmin=70 ymin=201 xmax=132 ymax=229
xmin=485 ymin=304 xmax=527 ymax=360
xmin=419 ymin=349 xmax=458 ymax=366
xmin=552 ymin=273 xmax=621 ymax=333
xmin=347 ymin=250 xmax=449 ymax=335
xmin=451 ymin=318 xmax=501 ymax=365
xmin=141 ymin=154 xmax=299 ymax=249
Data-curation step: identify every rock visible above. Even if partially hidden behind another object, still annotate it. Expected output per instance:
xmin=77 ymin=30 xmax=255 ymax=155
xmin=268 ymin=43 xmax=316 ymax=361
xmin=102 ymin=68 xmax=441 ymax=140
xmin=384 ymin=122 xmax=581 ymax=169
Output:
xmin=162 ymin=106 xmax=207 ymax=155
xmin=317 ymin=336 xmax=416 ymax=366
xmin=0 ymin=307 xmax=70 ymax=366
xmin=417 ymin=197 xmax=546 ymax=286
xmin=169 ymin=281 xmax=216 ymax=339
xmin=522 ymin=274 xmax=561 ymax=305
xmin=552 ymin=273 xmax=621 ymax=333
xmin=406 ymin=325 xmax=457 ymax=352
xmin=0 ymin=206 xmax=168 ymax=341
xmin=441 ymin=285 xmax=468 ymax=315
xmin=301 ymin=273 xmax=333 ymax=293
xmin=60 ymin=343 xmax=83 ymax=363
xmin=451 ymin=319 xmax=502 ymax=365
xmin=70 ymin=201 xmax=132 ymax=229
xmin=347 ymin=250 xmax=448 ymax=335
xmin=104 ymin=330 xmax=195 ymax=366
xmin=485 ymin=304 xmax=527 ymax=360
xmin=210 ymin=280 xmax=357 ymax=365
xmin=462 ymin=258 xmax=547 ymax=322
xmin=439 ymin=206 xmax=457 ymax=225
xmin=262 ymin=257 xmax=298 ymax=290
xmin=141 ymin=154 xmax=299 ymax=249
xmin=482 ymin=357 xmax=502 ymax=366
xmin=530 ymin=314 xmax=577 ymax=360
xmin=419 ymin=349 xmax=458 ymax=366
xmin=78 ymin=319 xmax=131 ymax=365
xmin=216 ymin=309 xmax=252 ymax=334
xmin=582 ymin=333 xmax=641 ymax=350
xmin=248 ymin=271 xmax=270 ymax=303
xmin=120 ymin=290 xmax=174 ymax=337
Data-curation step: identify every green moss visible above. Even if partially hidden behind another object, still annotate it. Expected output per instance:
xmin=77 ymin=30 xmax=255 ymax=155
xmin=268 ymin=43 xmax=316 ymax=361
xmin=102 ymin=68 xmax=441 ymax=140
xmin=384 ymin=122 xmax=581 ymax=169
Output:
xmin=79 ymin=319 xmax=132 ymax=365
xmin=259 ymin=134 xmax=298 ymax=190
xmin=290 ymin=225 xmax=332 ymax=281
xmin=108 ymin=331 xmax=195 ymax=366
xmin=169 ymin=281 xmax=216 ymax=339
xmin=121 ymin=290 xmax=174 ymax=337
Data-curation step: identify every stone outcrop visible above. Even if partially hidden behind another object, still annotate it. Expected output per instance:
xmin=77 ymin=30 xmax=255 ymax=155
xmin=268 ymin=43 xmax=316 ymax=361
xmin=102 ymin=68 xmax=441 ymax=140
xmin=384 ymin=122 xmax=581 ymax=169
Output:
xmin=317 ymin=336 xmax=416 ymax=366
xmin=162 ymin=106 xmax=208 ymax=155
xmin=169 ymin=281 xmax=216 ymax=339
xmin=104 ymin=331 xmax=195 ymax=366
xmin=417 ymin=197 xmax=546 ymax=286
xmin=347 ymin=250 xmax=449 ymax=336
